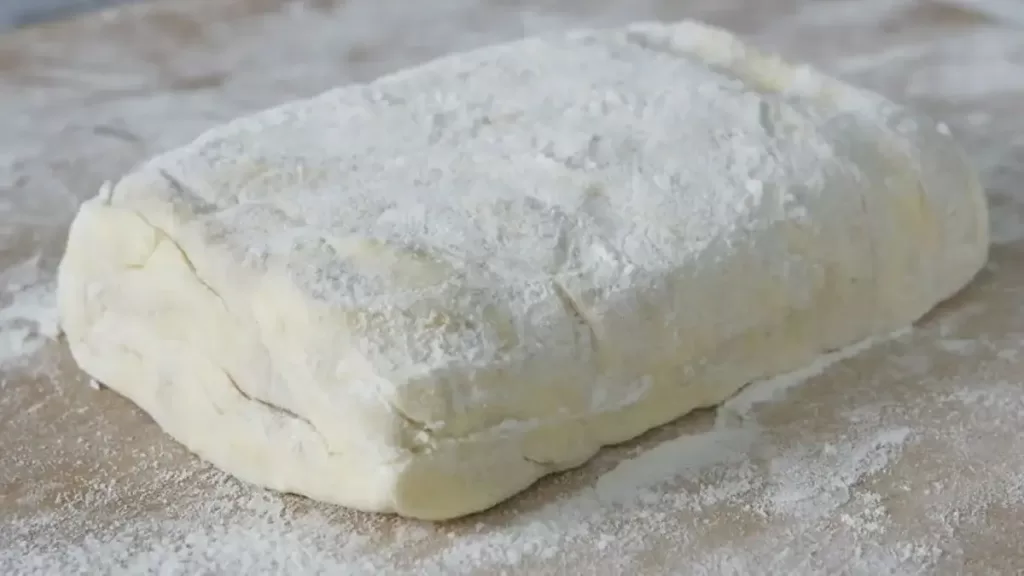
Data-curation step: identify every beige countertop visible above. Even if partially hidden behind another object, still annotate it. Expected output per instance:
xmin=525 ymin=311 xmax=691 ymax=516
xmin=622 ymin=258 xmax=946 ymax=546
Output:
xmin=1 ymin=0 xmax=1023 ymax=573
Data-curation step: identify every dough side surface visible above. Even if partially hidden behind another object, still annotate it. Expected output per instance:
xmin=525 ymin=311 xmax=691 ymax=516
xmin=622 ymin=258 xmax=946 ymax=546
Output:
xmin=56 ymin=20 xmax=989 ymax=520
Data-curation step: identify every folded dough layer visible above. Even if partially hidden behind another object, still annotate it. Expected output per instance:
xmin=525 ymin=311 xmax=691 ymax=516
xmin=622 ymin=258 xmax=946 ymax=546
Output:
xmin=57 ymin=20 xmax=988 ymax=519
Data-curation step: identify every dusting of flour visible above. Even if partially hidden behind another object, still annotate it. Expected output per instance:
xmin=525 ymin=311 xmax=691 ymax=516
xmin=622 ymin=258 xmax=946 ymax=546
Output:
xmin=0 ymin=256 xmax=59 ymax=371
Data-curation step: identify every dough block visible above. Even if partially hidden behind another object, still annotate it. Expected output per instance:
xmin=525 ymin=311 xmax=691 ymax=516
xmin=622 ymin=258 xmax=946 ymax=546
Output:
xmin=57 ymin=20 xmax=988 ymax=519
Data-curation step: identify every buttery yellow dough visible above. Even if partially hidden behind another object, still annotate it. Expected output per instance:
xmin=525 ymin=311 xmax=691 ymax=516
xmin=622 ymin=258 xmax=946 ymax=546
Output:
xmin=57 ymin=20 xmax=988 ymax=519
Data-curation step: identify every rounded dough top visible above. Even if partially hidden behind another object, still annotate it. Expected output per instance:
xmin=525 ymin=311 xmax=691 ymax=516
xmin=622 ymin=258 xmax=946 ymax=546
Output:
xmin=100 ymin=20 xmax=983 ymax=389
xmin=112 ymin=21 xmax=886 ymax=308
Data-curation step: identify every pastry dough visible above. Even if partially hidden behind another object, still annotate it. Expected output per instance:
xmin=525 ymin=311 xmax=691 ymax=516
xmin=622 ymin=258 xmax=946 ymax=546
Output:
xmin=57 ymin=20 xmax=988 ymax=520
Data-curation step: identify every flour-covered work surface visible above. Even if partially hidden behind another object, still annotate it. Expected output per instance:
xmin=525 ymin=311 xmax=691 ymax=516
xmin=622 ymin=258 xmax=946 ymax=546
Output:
xmin=0 ymin=0 xmax=141 ymax=30
xmin=2 ymin=0 xmax=1024 ymax=573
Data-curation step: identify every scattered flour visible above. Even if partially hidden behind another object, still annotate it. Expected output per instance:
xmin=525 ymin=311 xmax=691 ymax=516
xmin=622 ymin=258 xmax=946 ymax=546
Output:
xmin=831 ymin=21 xmax=1024 ymax=104
xmin=0 ymin=256 xmax=59 ymax=370
xmin=989 ymin=207 xmax=1024 ymax=245
xmin=900 ymin=30 xmax=1024 ymax=100
xmin=938 ymin=338 xmax=980 ymax=355
xmin=720 ymin=329 xmax=910 ymax=420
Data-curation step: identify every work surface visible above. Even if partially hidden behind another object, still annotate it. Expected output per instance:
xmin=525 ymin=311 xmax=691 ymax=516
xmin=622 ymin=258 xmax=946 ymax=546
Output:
xmin=0 ymin=0 xmax=138 ymax=29
xmin=2 ymin=0 xmax=1023 ymax=573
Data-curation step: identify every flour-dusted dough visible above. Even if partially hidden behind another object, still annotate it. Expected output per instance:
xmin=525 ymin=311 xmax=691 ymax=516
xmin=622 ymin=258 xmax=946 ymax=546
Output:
xmin=57 ymin=20 xmax=988 ymax=520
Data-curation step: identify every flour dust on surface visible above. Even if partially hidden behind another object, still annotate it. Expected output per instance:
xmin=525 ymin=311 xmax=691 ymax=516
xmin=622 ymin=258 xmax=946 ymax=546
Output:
xmin=2 ymin=0 xmax=1024 ymax=573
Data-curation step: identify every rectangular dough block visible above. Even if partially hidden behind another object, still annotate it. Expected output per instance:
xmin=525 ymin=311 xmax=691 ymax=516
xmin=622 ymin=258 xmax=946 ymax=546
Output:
xmin=57 ymin=20 xmax=988 ymax=519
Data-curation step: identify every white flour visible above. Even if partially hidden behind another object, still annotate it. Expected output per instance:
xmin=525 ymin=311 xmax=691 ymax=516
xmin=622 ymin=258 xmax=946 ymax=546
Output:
xmin=2 ymin=0 xmax=1024 ymax=573
xmin=0 ymin=256 xmax=59 ymax=371
xmin=718 ymin=330 xmax=911 ymax=420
